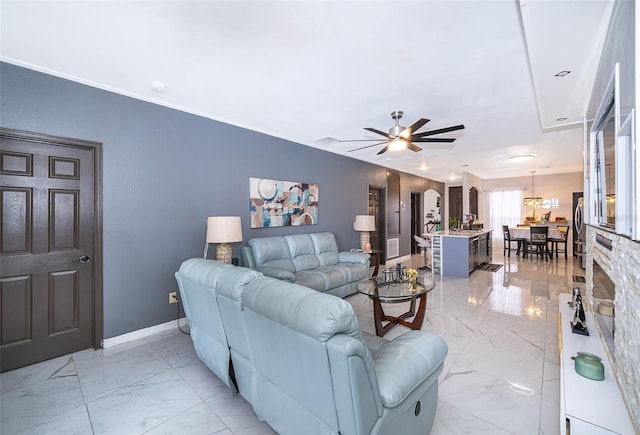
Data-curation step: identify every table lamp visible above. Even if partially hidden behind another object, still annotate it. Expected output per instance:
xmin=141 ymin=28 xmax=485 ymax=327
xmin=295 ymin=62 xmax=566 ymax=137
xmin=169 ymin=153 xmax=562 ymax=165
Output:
xmin=353 ymin=215 xmax=375 ymax=251
xmin=204 ymin=216 xmax=243 ymax=263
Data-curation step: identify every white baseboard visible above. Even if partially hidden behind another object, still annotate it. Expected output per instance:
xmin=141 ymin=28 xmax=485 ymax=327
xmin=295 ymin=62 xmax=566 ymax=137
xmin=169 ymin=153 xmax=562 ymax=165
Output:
xmin=102 ymin=317 xmax=189 ymax=348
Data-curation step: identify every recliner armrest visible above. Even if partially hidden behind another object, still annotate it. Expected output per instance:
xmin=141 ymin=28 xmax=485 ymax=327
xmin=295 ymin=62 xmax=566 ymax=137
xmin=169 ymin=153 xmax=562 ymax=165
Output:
xmin=361 ymin=331 xmax=388 ymax=354
xmin=255 ymin=266 xmax=295 ymax=282
xmin=372 ymin=331 xmax=448 ymax=408
xmin=338 ymin=251 xmax=370 ymax=264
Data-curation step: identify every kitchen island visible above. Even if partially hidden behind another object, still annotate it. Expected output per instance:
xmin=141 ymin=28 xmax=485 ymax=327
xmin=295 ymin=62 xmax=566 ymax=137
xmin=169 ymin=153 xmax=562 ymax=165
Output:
xmin=431 ymin=229 xmax=493 ymax=277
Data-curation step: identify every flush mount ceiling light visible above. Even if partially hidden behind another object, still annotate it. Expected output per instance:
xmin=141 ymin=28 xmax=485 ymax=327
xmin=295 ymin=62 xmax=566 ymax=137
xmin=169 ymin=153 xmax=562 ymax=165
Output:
xmin=507 ymin=154 xmax=536 ymax=163
xmin=555 ymin=70 xmax=572 ymax=77
xmin=150 ymin=81 xmax=168 ymax=93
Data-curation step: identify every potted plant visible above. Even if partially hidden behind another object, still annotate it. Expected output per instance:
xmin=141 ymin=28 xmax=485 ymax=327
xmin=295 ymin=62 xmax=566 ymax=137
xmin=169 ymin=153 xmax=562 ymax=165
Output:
xmin=448 ymin=216 xmax=458 ymax=229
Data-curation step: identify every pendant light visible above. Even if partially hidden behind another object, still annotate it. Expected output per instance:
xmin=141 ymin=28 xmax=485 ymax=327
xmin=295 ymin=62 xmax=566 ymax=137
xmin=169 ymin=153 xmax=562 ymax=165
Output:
xmin=523 ymin=171 xmax=543 ymax=207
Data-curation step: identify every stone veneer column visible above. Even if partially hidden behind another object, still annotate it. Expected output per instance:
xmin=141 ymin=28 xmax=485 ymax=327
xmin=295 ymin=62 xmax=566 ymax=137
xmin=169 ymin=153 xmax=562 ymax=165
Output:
xmin=585 ymin=225 xmax=640 ymax=431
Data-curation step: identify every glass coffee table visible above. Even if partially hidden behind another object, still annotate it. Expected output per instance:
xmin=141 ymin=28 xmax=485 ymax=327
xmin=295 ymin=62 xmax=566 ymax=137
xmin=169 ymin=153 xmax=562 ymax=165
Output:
xmin=357 ymin=275 xmax=435 ymax=337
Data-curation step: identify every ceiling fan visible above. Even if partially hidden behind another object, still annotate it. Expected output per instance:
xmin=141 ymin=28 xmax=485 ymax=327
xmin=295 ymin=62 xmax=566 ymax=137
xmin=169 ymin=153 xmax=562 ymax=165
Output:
xmin=340 ymin=110 xmax=465 ymax=155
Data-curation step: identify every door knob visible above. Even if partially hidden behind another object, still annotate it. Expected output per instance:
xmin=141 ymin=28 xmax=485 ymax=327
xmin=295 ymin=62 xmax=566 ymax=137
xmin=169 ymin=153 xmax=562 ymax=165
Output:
xmin=74 ymin=255 xmax=91 ymax=264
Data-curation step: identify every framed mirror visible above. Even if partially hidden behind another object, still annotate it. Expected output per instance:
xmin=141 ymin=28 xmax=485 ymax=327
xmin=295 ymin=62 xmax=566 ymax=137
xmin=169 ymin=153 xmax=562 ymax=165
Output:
xmin=591 ymin=63 xmax=619 ymax=229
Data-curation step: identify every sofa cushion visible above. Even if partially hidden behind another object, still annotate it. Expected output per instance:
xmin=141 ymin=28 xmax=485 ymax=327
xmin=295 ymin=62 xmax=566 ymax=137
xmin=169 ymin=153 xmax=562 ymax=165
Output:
xmin=292 ymin=271 xmax=327 ymax=292
xmin=249 ymin=236 xmax=295 ymax=272
xmin=311 ymin=232 xmax=340 ymax=266
xmin=285 ymin=234 xmax=321 ymax=271
xmin=315 ymin=265 xmax=350 ymax=290
xmin=338 ymin=263 xmax=369 ymax=282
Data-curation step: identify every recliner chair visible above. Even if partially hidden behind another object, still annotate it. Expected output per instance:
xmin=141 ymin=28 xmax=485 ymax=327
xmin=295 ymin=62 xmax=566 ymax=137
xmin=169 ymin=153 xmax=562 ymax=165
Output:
xmin=243 ymin=276 xmax=448 ymax=435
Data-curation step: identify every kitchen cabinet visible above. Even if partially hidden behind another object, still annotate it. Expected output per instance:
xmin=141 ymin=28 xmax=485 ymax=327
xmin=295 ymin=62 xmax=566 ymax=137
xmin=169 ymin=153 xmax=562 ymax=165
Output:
xmin=431 ymin=230 xmax=492 ymax=278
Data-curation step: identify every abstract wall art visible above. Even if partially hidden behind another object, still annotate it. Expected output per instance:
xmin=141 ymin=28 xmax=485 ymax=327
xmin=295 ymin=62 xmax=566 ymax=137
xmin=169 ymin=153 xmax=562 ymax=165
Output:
xmin=249 ymin=177 xmax=319 ymax=228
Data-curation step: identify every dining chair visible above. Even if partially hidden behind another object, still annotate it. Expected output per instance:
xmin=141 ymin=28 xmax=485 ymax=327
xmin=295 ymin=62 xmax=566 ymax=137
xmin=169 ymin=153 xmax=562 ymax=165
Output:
xmin=502 ymin=225 xmax=526 ymax=257
xmin=549 ymin=225 xmax=570 ymax=259
xmin=413 ymin=235 xmax=431 ymax=270
xmin=529 ymin=226 xmax=550 ymax=260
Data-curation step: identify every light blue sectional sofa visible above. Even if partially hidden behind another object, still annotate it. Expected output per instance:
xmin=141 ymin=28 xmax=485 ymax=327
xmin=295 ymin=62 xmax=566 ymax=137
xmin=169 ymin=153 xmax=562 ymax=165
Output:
xmin=175 ymin=258 xmax=448 ymax=435
xmin=241 ymin=232 xmax=370 ymax=298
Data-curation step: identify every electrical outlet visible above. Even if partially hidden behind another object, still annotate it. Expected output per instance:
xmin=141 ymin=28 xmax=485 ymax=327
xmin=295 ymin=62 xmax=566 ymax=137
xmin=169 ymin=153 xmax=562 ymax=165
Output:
xmin=169 ymin=291 xmax=178 ymax=304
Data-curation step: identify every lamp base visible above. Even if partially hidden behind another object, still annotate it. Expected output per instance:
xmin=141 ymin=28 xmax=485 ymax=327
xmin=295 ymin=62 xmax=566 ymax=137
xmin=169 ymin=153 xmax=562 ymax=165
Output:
xmin=216 ymin=243 xmax=233 ymax=264
xmin=360 ymin=231 xmax=371 ymax=252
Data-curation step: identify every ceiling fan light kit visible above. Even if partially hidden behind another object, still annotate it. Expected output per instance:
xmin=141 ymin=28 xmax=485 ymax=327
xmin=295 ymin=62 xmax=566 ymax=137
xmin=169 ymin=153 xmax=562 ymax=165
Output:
xmin=340 ymin=110 xmax=465 ymax=155
xmin=389 ymin=137 xmax=407 ymax=151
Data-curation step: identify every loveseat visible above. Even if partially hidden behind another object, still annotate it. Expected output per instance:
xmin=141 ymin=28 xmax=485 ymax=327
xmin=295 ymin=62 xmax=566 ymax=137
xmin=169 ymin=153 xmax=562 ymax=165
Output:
xmin=175 ymin=258 xmax=448 ymax=435
xmin=241 ymin=232 xmax=370 ymax=298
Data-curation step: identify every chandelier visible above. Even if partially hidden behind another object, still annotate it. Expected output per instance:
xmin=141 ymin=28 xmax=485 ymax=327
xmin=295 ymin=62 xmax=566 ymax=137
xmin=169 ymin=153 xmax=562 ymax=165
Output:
xmin=523 ymin=171 xmax=543 ymax=207
xmin=523 ymin=171 xmax=559 ymax=209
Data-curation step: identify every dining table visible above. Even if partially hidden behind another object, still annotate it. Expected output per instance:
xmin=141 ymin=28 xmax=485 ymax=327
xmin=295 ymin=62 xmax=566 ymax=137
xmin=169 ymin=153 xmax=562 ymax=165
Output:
xmin=509 ymin=227 xmax=563 ymax=258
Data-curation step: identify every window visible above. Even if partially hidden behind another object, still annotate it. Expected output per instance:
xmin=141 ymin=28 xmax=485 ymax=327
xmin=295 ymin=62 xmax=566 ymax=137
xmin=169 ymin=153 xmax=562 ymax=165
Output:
xmin=488 ymin=189 xmax=523 ymax=243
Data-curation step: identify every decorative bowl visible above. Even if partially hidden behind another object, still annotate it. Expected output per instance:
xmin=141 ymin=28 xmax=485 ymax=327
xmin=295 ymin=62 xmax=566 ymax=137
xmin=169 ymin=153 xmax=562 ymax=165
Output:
xmin=597 ymin=300 xmax=615 ymax=317
xmin=572 ymin=352 xmax=605 ymax=381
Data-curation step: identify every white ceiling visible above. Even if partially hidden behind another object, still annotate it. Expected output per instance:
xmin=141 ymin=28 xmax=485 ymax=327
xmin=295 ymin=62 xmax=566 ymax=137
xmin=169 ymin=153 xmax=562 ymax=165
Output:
xmin=0 ymin=0 xmax=614 ymax=182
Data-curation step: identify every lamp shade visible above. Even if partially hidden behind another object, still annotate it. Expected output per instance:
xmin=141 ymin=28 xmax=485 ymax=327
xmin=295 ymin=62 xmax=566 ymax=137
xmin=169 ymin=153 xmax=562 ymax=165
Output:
xmin=206 ymin=216 xmax=243 ymax=243
xmin=353 ymin=215 xmax=375 ymax=231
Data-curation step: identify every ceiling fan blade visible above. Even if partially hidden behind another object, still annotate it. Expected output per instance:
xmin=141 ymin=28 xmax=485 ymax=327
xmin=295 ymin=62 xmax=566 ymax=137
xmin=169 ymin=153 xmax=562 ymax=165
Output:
xmin=405 ymin=118 xmax=430 ymax=136
xmin=364 ymin=127 xmax=392 ymax=138
xmin=413 ymin=124 xmax=465 ymax=137
xmin=407 ymin=142 xmax=423 ymax=152
xmin=412 ymin=137 xmax=456 ymax=143
xmin=338 ymin=139 xmax=386 ymax=143
xmin=376 ymin=144 xmax=390 ymax=155
xmin=347 ymin=141 xmax=386 ymax=152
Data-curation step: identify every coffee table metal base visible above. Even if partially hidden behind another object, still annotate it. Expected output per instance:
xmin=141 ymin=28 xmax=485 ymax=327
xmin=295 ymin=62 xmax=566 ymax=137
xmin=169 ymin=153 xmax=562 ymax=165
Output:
xmin=372 ymin=293 xmax=427 ymax=337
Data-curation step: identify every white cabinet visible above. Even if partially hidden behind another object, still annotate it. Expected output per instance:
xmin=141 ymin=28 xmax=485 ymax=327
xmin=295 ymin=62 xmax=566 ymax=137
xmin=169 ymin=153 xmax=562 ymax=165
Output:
xmin=559 ymin=294 xmax=634 ymax=434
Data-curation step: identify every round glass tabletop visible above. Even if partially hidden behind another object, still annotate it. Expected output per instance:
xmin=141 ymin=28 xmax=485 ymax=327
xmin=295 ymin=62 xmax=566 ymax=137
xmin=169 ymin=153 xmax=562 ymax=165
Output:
xmin=357 ymin=276 xmax=435 ymax=302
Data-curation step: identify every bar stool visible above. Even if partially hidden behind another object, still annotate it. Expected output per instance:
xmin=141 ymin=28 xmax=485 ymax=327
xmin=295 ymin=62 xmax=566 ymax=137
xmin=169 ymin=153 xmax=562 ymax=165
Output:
xmin=413 ymin=235 xmax=431 ymax=270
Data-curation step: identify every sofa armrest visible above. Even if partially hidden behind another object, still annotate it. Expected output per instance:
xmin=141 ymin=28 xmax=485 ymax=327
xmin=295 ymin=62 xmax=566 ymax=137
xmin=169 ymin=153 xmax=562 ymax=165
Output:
xmin=327 ymin=334 xmax=383 ymax=435
xmin=338 ymin=251 xmax=370 ymax=264
xmin=372 ymin=331 xmax=448 ymax=408
xmin=361 ymin=331 xmax=388 ymax=354
xmin=241 ymin=246 xmax=256 ymax=269
xmin=255 ymin=266 xmax=295 ymax=282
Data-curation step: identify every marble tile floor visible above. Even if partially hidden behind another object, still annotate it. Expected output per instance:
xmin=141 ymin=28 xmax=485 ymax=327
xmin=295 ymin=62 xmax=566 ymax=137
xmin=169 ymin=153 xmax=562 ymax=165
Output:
xmin=1 ymin=250 xmax=583 ymax=435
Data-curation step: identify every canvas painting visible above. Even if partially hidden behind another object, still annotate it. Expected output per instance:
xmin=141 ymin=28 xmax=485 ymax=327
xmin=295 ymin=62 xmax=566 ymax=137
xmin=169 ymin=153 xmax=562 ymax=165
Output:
xmin=249 ymin=177 xmax=319 ymax=228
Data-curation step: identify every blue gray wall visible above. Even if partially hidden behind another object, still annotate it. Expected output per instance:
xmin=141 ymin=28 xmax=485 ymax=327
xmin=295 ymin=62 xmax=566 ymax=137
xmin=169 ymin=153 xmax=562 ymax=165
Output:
xmin=1 ymin=62 xmax=444 ymax=337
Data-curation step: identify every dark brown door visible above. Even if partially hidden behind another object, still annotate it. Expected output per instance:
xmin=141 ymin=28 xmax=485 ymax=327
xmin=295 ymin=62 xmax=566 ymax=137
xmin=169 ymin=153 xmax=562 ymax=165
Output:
xmin=386 ymin=171 xmax=400 ymax=236
xmin=411 ymin=192 xmax=420 ymax=254
xmin=449 ymin=186 xmax=463 ymax=227
xmin=1 ymin=129 xmax=101 ymax=372
xmin=368 ymin=187 xmax=384 ymax=261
